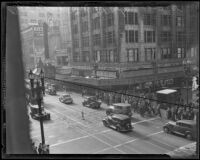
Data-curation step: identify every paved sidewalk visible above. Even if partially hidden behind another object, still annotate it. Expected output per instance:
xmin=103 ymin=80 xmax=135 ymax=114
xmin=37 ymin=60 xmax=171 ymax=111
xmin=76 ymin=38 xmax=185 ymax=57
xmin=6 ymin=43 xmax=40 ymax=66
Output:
xmin=166 ymin=142 xmax=198 ymax=158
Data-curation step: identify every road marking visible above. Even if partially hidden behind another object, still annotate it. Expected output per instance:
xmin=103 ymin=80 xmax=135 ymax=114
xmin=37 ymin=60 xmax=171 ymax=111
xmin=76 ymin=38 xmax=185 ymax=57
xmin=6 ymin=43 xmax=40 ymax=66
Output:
xmin=131 ymin=117 xmax=159 ymax=125
xmin=50 ymin=129 xmax=111 ymax=147
xmin=95 ymin=131 xmax=164 ymax=154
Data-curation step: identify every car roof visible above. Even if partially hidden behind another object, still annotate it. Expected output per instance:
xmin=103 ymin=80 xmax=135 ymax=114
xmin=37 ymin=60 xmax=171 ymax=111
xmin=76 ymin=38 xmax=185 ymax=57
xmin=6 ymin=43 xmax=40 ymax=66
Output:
xmin=86 ymin=96 xmax=96 ymax=99
xmin=111 ymin=114 xmax=130 ymax=120
xmin=177 ymin=120 xmax=196 ymax=125
xmin=62 ymin=94 xmax=70 ymax=96
xmin=112 ymin=103 xmax=131 ymax=107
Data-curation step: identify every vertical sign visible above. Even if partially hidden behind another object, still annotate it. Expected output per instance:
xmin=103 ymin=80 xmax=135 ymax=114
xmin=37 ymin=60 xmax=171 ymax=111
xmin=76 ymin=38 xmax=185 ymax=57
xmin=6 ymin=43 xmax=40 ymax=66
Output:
xmin=43 ymin=22 xmax=49 ymax=59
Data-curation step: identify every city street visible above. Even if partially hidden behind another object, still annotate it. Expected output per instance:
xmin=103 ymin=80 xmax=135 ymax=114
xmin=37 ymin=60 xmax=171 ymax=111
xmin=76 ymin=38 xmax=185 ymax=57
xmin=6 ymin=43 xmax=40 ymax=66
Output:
xmin=29 ymin=91 xmax=195 ymax=154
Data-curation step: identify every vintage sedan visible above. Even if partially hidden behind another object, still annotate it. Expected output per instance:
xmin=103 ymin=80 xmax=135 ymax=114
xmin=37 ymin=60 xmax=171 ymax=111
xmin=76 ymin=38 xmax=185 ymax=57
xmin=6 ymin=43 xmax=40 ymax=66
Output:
xmin=82 ymin=96 xmax=101 ymax=109
xmin=102 ymin=114 xmax=133 ymax=132
xmin=59 ymin=94 xmax=73 ymax=104
xmin=29 ymin=104 xmax=50 ymax=121
xmin=163 ymin=120 xmax=197 ymax=140
xmin=46 ymin=84 xmax=57 ymax=95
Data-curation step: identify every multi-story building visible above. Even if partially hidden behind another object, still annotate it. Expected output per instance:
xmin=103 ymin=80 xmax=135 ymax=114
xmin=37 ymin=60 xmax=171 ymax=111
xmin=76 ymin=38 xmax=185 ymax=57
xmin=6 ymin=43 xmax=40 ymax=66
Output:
xmin=68 ymin=4 xmax=199 ymax=91
xmin=18 ymin=7 xmax=68 ymax=68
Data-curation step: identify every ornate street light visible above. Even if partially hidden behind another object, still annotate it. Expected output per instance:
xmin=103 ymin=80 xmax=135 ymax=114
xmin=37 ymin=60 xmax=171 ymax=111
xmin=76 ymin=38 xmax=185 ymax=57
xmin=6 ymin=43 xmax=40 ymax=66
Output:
xmin=40 ymin=69 xmax=45 ymax=95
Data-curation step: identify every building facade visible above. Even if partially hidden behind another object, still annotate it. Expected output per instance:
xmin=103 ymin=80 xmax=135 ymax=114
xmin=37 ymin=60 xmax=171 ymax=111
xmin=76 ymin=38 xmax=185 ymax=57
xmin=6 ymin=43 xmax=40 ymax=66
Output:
xmin=68 ymin=4 xmax=199 ymax=90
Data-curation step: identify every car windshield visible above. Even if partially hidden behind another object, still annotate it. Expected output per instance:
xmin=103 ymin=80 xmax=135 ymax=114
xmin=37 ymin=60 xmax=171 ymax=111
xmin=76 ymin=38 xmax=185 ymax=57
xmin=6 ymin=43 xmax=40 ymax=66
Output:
xmin=63 ymin=95 xmax=70 ymax=98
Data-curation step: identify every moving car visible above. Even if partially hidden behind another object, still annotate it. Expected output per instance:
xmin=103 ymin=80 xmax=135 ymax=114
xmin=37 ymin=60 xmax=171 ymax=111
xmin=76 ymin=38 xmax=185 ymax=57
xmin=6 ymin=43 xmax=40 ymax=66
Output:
xmin=163 ymin=120 xmax=197 ymax=140
xmin=46 ymin=84 xmax=57 ymax=95
xmin=59 ymin=94 xmax=73 ymax=104
xmin=106 ymin=103 xmax=132 ymax=117
xmin=82 ymin=96 xmax=101 ymax=109
xmin=29 ymin=104 xmax=50 ymax=120
xmin=102 ymin=114 xmax=133 ymax=132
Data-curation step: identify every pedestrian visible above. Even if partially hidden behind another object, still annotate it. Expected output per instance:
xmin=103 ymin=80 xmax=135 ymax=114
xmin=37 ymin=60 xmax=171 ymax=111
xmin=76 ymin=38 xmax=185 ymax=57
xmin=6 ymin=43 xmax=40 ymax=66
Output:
xmin=81 ymin=110 xmax=85 ymax=120
xmin=157 ymin=103 xmax=162 ymax=118
xmin=166 ymin=107 xmax=172 ymax=120
xmin=38 ymin=143 xmax=42 ymax=154
xmin=181 ymin=108 xmax=187 ymax=120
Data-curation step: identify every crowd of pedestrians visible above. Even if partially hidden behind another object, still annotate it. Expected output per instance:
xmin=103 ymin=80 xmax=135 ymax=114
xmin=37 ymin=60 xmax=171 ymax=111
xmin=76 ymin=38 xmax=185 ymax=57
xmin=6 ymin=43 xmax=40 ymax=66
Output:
xmin=31 ymin=142 xmax=49 ymax=154
xmin=92 ymin=89 xmax=196 ymax=121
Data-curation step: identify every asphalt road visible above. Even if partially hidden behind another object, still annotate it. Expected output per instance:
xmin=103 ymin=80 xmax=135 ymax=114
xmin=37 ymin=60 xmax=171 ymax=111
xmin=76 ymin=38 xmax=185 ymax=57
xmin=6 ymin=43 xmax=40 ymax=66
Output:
xmin=29 ymin=91 xmax=195 ymax=154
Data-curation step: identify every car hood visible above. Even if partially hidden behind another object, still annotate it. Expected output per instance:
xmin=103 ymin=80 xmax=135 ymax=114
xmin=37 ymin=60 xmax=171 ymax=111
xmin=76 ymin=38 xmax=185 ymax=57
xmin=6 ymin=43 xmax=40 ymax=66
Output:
xmin=167 ymin=121 xmax=176 ymax=125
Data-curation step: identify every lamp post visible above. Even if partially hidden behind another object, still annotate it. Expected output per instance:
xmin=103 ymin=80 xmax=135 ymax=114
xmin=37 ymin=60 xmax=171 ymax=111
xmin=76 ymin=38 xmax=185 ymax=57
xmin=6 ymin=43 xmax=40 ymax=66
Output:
xmin=183 ymin=59 xmax=192 ymax=105
xmin=40 ymin=69 xmax=45 ymax=95
xmin=28 ymin=69 xmax=48 ymax=153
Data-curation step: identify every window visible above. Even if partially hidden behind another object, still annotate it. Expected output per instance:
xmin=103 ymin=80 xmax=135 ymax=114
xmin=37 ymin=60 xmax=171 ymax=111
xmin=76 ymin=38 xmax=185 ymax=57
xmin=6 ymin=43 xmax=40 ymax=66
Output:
xmin=80 ymin=8 xmax=88 ymax=17
xmin=144 ymin=13 xmax=156 ymax=25
xmin=81 ymin=21 xmax=88 ymax=32
xmin=107 ymin=31 xmax=115 ymax=44
xmin=73 ymin=24 xmax=78 ymax=33
xmin=176 ymin=16 xmax=184 ymax=27
xmin=125 ymin=12 xmax=138 ymax=25
xmin=107 ymin=13 xmax=114 ymax=26
xmin=125 ymin=30 xmax=138 ymax=43
xmin=145 ymin=48 xmax=156 ymax=61
xmin=94 ymin=50 xmax=101 ymax=62
xmin=161 ymin=48 xmax=171 ymax=59
xmin=176 ymin=31 xmax=184 ymax=42
xmin=161 ymin=31 xmax=171 ymax=42
xmin=73 ymin=52 xmax=79 ymax=62
xmin=73 ymin=39 xmax=79 ymax=48
xmin=161 ymin=15 xmax=171 ymax=26
xmin=93 ymin=17 xmax=100 ymax=30
xmin=144 ymin=31 xmax=156 ymax=43
xmin=127 ymin=48 xmax=139 ymax=62
xmin=82 ymin=51 xmax=90 ymax=62
xmin=30 ymin=19 xmax=37 ymax=23
xmin=82 ymin=36 xmax=89 ymax=47
xmin=177 ymin=48 xmax=185 ymax=58
xmin=93 ymin=34 xmax=101 ymax=46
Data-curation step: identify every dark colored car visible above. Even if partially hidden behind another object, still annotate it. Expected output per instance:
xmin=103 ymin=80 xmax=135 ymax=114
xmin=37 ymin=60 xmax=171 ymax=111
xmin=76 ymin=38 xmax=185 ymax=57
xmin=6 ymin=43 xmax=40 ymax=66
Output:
xmin=59 ymin=94 xmax=73 ymax=104
xmin=102 ymin=114 xmax=133 ymax=132
xmin=163 ymin=120 xmax=197 ymax=140
xmin=46 ymin=84 xmax=57 ymax=95
xmin=106 ymin=103 xmax=132 ymax=117
xmin=29 ymin=104 xmax=50 ymax=120
xmin=82 ymin=96 xmax=101 ymax=109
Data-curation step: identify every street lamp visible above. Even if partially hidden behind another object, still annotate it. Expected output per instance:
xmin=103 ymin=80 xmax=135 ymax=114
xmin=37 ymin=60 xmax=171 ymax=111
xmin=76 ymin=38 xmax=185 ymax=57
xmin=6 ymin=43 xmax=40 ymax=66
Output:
xmin=183 ymin=59 xmax=192 ymax=105
xmin=40 ymin=69 xmax=45 ymax=95
xmin=28 ymin=69 xmax=49 ymax=153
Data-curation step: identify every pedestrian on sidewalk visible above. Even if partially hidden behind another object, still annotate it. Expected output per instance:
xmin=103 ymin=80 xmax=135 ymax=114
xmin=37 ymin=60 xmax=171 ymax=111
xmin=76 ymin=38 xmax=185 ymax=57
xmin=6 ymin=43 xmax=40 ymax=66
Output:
xmin=38 ymin=143 xmax=42 ymax=154
xmin=81 ymin=110 xmax=85 ymax=120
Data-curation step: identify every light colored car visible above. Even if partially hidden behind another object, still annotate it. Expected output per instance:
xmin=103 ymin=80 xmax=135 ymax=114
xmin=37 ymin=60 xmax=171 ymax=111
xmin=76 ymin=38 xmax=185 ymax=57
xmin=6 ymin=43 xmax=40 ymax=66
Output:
xmin=106 ymin=103 xmax=132 ymax=117
xmin=59 ymin=94 xmax=73 ymax=104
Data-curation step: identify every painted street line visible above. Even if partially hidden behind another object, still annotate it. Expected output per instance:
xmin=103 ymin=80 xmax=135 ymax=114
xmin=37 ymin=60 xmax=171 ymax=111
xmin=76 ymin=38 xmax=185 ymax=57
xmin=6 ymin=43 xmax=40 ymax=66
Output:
xmin=95 ymin=131 xmax=164 ymax=154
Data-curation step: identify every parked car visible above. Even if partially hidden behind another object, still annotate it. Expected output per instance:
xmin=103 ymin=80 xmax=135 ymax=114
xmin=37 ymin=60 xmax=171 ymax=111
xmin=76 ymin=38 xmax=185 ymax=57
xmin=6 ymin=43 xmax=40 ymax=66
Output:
xmin=106 ymin=103 xmax=132 ymax=117
xmin=59 ymin=94 xmax=73 ymax=104
xmin=82 ymin=96 xmax=101 ymax=109
xmin=29 ymin=104 xmax=50 ymax=120
xmin=163 ymin=120 xmax=197 ymax=140
xmin=102 ymin=114 xmax=133 ymax=132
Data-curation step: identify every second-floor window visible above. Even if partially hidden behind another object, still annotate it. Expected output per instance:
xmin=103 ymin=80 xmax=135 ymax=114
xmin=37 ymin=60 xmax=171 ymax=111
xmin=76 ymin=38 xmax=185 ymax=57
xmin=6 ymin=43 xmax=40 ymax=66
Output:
xmin=107 ymin=13 xmax=114 ymax=27
xmin=177 ymin=48 xmax=185 ymax=58
xmin=176 ymin=31 xmax=185 ymax=42
xmin=125 ymin=30 xmax=138 ymax=43
xmin=82 ymin=51 xmax=90 ymax=62
xmin=144 ymin=31 xmax=156 ymax=43
xmin=73 ymin=39 xmax=79 ymax=48
xmin=125 ymin=12 xmax=138 ymax=25
xmin=127 ymin=48 xmax=139 ymax=62
xmin=145 ymin=48 xmax=156 ymax=61
xmin=107 ymin=31 xmax=115 ymax=44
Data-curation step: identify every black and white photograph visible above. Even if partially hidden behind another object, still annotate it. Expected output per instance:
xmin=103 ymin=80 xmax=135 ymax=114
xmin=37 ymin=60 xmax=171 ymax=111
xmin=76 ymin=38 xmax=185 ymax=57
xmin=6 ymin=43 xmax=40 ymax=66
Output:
xmin=2 ymin=1 xmax=199 ymax=158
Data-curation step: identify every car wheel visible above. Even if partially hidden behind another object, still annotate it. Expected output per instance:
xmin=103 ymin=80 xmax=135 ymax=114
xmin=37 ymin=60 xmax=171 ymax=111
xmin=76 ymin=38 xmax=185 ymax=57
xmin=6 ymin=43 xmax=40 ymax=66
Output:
xmin=103 ymin=121 xmax=108 ymax=127
xmin=163 ymin=127 xmax=170 ymax=133
xmin=186 ymin=133 xmax=192 ymax=140
xmin=116 ymin=126 xmax=120 ymax=132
